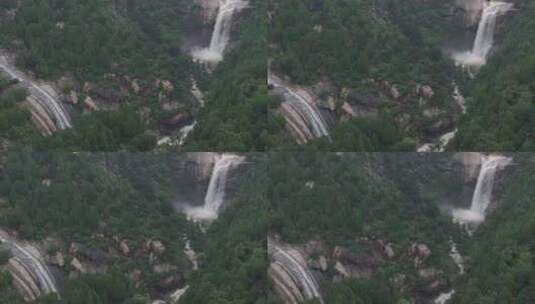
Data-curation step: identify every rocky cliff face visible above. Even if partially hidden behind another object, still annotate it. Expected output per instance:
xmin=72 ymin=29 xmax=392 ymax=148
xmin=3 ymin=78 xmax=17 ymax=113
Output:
xmin=455 ymin=152 xmax=483 ymax=182
xmin=456 ymin=0 xmax=485 ymax=26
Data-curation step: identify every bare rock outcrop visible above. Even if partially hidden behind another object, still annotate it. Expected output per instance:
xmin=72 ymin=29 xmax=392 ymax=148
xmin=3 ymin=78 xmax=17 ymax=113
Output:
xmin=332 ymin=246 xmax=377 ymax=279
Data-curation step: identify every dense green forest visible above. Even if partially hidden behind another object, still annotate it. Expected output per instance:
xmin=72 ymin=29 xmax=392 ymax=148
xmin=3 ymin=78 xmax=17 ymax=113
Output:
xmin=181 ymin=156 xmax=269 ymax=303
xmin=268 ymin=153 xmax=463 ymax=303
xmin=0 ymin=153 xmax=200 ymax=302
xmin=269 ymin=0 xmax=462 ymax=149
xmin=266 ymin=153 xmax=534 ymax=303
xmin=0 ymin=75 xmax=37 ymax=145
xmin=0 ymin=153 xmax=534 ymax=303
xmin=452 ymin=155 xmax=535 ymax=303
xmin=184 ymin=0 xmax=282 ymax=151
xmin=0 ymin=152 xmax=269 ymax=303
xmin=269 ymin=0 xmax=534 ymax=151
xmin=0 ymin=0 xmax=274 ymax=151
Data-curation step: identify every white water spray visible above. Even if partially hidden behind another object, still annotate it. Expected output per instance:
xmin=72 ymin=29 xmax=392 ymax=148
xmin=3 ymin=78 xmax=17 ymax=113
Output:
xmin=0 ymin=56 xmax=71 ymax=130
xmin=192 ymin=0 xmax=248 ymax=63
xmin=453 ymin=154 xmax=511 ymax=225
xmin=435 ymin=290 xmax=455 ymax=304
xmin=453 ymin=1 xmax=513 ymax=69
xmin=178 ymin=122 xmax=197 ymax=146
xmin=417 ymin=130 xmax=457 ymax=153
xmin=185 ymin=154 xmax=244 ymax=221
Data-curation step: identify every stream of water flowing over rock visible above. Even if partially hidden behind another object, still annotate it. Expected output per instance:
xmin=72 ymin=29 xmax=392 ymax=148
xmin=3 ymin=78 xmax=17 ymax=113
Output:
xmin=192 ymin=0 xmax=248 ymax=63
xmin=268 ymin=238 xmax=324 ymax=304
xmin=185 ymin=154 xmax=244 ymax=221
xmin=452 ymin=154 xmax=512 ymax=226
xmin=435 ymin=290 xmax=456 ymax=304
xmin=0 ymin=234 xmax=58 ymax=301
xmin=268 ymin=74 xmax=330 ymax=144
xmin=0 ymin=55 xmax=71 ymax=131
xmin=453 ymin=1 xmax=513 ymax=70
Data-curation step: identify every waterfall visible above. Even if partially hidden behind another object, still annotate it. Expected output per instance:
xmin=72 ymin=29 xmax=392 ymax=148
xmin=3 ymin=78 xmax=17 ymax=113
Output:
xmin=472 ymin=1 xmax=513 ymax=59
xmin=184 ymin=154 xmax=244 ymax=221
xmin=170 ymin=285 xmax=190 ymax=303
xmin=156 ymin=122 xmax=196 ymax=147
xmin=452 ymin=154 xmax=511 ymax=225
xmin=435 ymin=290 xmax=455 ymax=304
xmin=453 ymin=83 xmax=466 ymax=114
xmin=433 ymin=240 xmax=464 ymax=304
xmin=192 ymin=0 xmax=248 ymax=63
xmin=449 ymin=241 xmax=465 ymax=275
xmin=268 ymin=238 xmax=324 ymax=304
xmin=0 ymin=56 xmax=72 ymax=131
xmin=268 ymin=74 xmax=330 ymax=143
xmin=453 ymin=1 xmax=513 ymax=68
xmin=203 ymin=154 xmax=243 ymax=213
xmin=178 ymin=122 xmax=197 ymax=146
xmin=417 ymin=129 xmax=457 ymax=153
xmin=469 ymin=155 xmax=511 ymax=215
xmin=0 ymin=235 xmax=58 ymax=300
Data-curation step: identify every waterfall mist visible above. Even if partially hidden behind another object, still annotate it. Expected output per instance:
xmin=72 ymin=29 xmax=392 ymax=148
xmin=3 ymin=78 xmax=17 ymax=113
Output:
xmin=192 ymin=0 xmax=248 ymax=63
xmin=184 ymin=154 xmax=244 ymax=221
xmin=452 ymin=154 xmax=511 ymax=225
xmin=453 ymin=1 xmax=513 ymax=70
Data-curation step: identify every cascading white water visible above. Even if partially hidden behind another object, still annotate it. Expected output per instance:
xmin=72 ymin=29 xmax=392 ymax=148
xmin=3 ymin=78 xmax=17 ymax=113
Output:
xmin=452 ymin=154 xmax=511 ymax=225
xmin=268 ymin=74 xmax=330 ymax=143
xmin=418 ymin=129 xmax=458 ymax=153
xmin=185 ymin=154 xmax=244 ymax=221
xmin=170 ymin=285 xmax=190 ymax=302
xmin=178 ymin=121 xmax=197 ymax=146
xmin=192 ymin=0 xmax=248 ymax=63
xmin=433 ymin=240 xmax=465 ymax=304
xmin=469 ymin=155 xmax=511 ymax=214
xmin=435 ymin=290 xmax=455 ymax=304
xmin=156 ymin=122 xmax=196 ymax=147
xmin=0 ymin=56 xmax=71 ymax=130
xmin=0 ymin=236 xmax=58 ymax=299
xmin=453 ymin=1 xmax=513 ymax=68
xmin=268 ymin=239 xmax=324 ymax=304
xmin=204 ymin=154 xmax=243 ymax=212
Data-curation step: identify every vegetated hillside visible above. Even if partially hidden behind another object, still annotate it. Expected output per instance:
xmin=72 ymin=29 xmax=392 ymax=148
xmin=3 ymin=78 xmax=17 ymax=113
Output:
xmin=267 ymin=153 xmax=535 ymax=304
xmin=0 ymin=153 xmax=202 ymax=302
xmin=0 ymin=0 xmax=272 ymax=151
xmin=0 ymin=152 xmax=269 ymax=303
xmin=183 ymin=0 xmax=280 ymax=151
xmin=268 ymin=153 xmax=463 ymax=303
xmin=269 ymin=0 xmax=463 ymax=150
xmin=0 ymin=77 xmax=36 ymax=147
xmin=452 ymin=154 xmax=535 ymax=303
xmin=0 ymin=0 xmax=198 ymax=149
xmin=181 ymin=155 xmax=270 ymax=303
xmin=451 ymin=1 xmax=535 ymax=151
